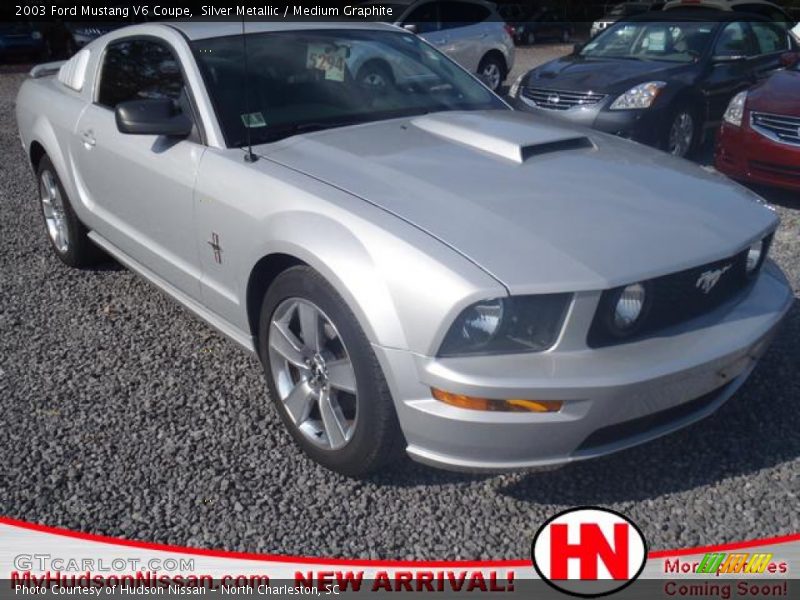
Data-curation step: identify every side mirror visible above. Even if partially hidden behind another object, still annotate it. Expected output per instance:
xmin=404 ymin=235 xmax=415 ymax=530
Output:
xmin=712 ymin=54 xmax=747 ymax=64
xmin=115 ymin=98 xmax=193 ymax=137
xmin=572 ymin=42 xmax=584 ymax=55
xmin=402 ymin=23 xmax=418 ymax=34
xmin=780 ymin=51 xmax=799 ymax=68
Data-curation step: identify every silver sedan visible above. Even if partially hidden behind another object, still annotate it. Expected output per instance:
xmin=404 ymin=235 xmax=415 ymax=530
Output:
xmin=16 ymin=21 xmax=791 ymax=476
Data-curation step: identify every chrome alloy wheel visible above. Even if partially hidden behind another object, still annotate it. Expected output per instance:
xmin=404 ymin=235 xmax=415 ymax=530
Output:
xmin=40 ymin=169 xmax=69 ymax=253
xmin=360 ymin=71 xmax=388 ymax=89
xmin=481 ymin=62 xmax=502 ymax=91
xmin=668 ymin=111 xmax=694 ymax=157
xmin=268 ymin=298 xmax=358 ymax=450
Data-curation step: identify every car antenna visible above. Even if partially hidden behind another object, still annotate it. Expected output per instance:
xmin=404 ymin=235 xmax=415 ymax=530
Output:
xmin=242 ymin=16 xmax=258 ymax=163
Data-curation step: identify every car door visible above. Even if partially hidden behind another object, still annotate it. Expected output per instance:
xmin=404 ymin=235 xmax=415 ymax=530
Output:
xmin=749 ymin=20 xmax=792 ymax=80
xmin=401 ymin=1 xmax=442 ymax=39
xmin=437 ymin=1 xmax=492 ymax=72
xmin=703 ymin=21 xmax=759 ymax=124
xmin=72 ymin=37 xmax=205 ymax=299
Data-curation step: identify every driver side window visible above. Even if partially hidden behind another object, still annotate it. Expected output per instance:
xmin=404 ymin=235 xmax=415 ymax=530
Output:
xmin=403 ymin=2 xmax=440 ymax=34
xmin=97 ymin=39 xmax=185 ymax=109
xmin=713 ymin=22 xmax=755 ymax=58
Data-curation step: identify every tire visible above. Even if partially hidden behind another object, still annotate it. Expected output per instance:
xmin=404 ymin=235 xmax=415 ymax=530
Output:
xmin=258 ymin=266 xmax=404 ymax=477
xmin=356 ymin=61 xmax=394 ymax=92
xmin=36 ymin=156 xmax=104 ymax=268
xmin=477 ymin=54 xmax=505 ymax=92
xmin=662 ymin=104 xmax=699 ymax=159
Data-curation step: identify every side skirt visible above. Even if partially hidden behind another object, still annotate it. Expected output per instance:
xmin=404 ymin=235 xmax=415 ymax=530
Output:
xmin=88 ymin=231 xmax=256 ymax=354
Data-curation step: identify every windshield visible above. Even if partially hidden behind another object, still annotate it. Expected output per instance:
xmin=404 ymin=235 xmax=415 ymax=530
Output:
xmin=581 ymin=21 xmax=716 ymax=62
xmin=193 ymin=29 xmax=505 ymax=147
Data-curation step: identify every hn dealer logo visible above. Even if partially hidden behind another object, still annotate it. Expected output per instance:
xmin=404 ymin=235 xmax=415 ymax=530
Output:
xmin=531 ymin=507 xmax=647 ymax=598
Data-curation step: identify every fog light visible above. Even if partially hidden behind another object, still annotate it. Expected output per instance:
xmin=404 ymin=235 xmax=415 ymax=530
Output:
xmin=614 ymin=283 xmax=646 ymax=330
xmin=431 ymin=388 xmax=562 ymax=413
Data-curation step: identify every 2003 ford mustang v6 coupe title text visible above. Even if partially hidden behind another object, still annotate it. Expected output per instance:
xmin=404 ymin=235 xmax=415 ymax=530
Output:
xmin=16 ymin=22 xmax=791 ymax=476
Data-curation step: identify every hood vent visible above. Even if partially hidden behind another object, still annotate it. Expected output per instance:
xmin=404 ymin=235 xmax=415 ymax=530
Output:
xmin=521 ymin=137 xmax=594 ymax=161
xmin=411 ymin=112 xmax=594 ymax=164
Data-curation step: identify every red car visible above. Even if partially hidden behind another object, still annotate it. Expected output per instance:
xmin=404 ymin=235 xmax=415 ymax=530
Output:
xmin=715 ymin=52 xmax=800 ymax=192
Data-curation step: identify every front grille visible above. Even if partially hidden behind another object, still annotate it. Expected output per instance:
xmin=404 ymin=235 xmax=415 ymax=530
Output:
xmin=577 ymin=381 xmax=733 ymax=452
xmin=749 ymin=160 xmax=800 ymax=180
xmin=587 ymin=236 xmax=772 ymax=348
xmin=751 ymin=112 xmax=800 ymax=147
xmin=521 ymin=87 xmax=606 ymax=111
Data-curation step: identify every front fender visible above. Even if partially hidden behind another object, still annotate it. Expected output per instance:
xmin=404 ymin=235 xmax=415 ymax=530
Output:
xmin=245 ymin=212 xmax=407 ymax=350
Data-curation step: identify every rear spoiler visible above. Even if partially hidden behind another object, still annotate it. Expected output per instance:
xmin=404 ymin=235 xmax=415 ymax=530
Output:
xmin=30 ymin=61 xmax=66 ymax=79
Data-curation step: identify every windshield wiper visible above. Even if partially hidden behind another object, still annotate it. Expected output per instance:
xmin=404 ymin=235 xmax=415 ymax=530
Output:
xmin=255 ymin=119 xmax=366 ymax=143
xmin=250 ymin=109 xmax=435 ymax=145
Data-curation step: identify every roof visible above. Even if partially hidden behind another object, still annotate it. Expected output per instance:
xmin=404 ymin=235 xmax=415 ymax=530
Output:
xmin=166 ymin=20 xmax=399 ymax=41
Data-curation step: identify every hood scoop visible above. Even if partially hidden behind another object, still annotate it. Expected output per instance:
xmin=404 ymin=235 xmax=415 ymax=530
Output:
xmin=411 ymin=111 xmax=594 ymax=164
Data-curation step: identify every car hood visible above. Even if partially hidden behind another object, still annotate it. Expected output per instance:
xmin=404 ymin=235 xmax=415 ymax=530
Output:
xmin=748 ymin=69 xmax=800 ymax=116
xmin=257 ymin=110 xmax=777 ymax=294
xmin=525 ymin=55 xmax=695 ymax=93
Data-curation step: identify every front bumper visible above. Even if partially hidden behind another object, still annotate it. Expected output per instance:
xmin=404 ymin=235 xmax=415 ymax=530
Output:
xmin=375 ymin=262 xmax=792 ymax=472
xmin=511 ymin=94 xmax=669 ymax=149
xmin=716 ymin=122 xmax=800 ymax=192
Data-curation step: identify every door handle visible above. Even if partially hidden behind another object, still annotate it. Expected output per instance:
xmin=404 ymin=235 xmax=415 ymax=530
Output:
xmin=434 ymin=38 xmax=448 ymax=45
xmin=80 ymin=130 xmax=96 ymax=148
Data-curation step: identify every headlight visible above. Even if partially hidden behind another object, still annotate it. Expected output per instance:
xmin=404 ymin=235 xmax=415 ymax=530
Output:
xmin=613 ymin=283 xmax=646 ymax=330
xmin=438 ymin=294 xmax=572 ymax=357
xmin=723 ymin=91 xmax=747 ymax=127
xmin=509 ymin=74 xmax=525 ymax=98
xmin=746 ymin=239 xmax=765 ymax=275
xmin=31 ymin=31 xmax=42 ymax=40
xmin=610 ymin=81 xmax=666 ymax=110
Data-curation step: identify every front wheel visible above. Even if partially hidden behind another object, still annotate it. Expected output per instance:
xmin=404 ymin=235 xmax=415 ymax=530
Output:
xmin=356 ymin=61 xmax=394 ymax=93
xmin=477 ymin=54 xmax=505 ymax=92
xmin=258 ymin=266 xmax=403 ymax=477
xmin=664 ymin=107 xmax=698 ymax=159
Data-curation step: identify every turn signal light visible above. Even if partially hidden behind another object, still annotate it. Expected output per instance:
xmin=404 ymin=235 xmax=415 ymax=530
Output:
xmin=431 ymin=388 xmax=562 ymax=413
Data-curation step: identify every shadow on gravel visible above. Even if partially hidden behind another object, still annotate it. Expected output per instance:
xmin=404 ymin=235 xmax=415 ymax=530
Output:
xmin=496 ymin=299 xmax=800 ymax=505
xmin=84 ymin=258 xmax=125 ymax=272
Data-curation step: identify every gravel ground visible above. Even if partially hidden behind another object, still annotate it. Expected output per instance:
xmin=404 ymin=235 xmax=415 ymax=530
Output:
xmin=1 ymin=53 xmax=798 ymax=560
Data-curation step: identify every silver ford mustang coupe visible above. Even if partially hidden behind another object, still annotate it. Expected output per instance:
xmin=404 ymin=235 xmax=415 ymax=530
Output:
xmin=16 ymin=22 xmax=792 ymax=476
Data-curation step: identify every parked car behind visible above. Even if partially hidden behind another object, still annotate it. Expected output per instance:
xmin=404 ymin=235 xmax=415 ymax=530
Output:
xmin=663 ymin=0 xmax=795 ymax=30
xmin=359 ymin=0 xmax=515 ymax=91
xmin=502 ymin=5 xmax=574 ymax=45
xmin=510 ymin=10 xmax=795 ymax=157
xmin=715 ymin=51 xmax=800 ymax=191
xmin=590 ymin=1 xmax=665 ymax=38
xmin=0 ymin=21 xmax=46 ymax=63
